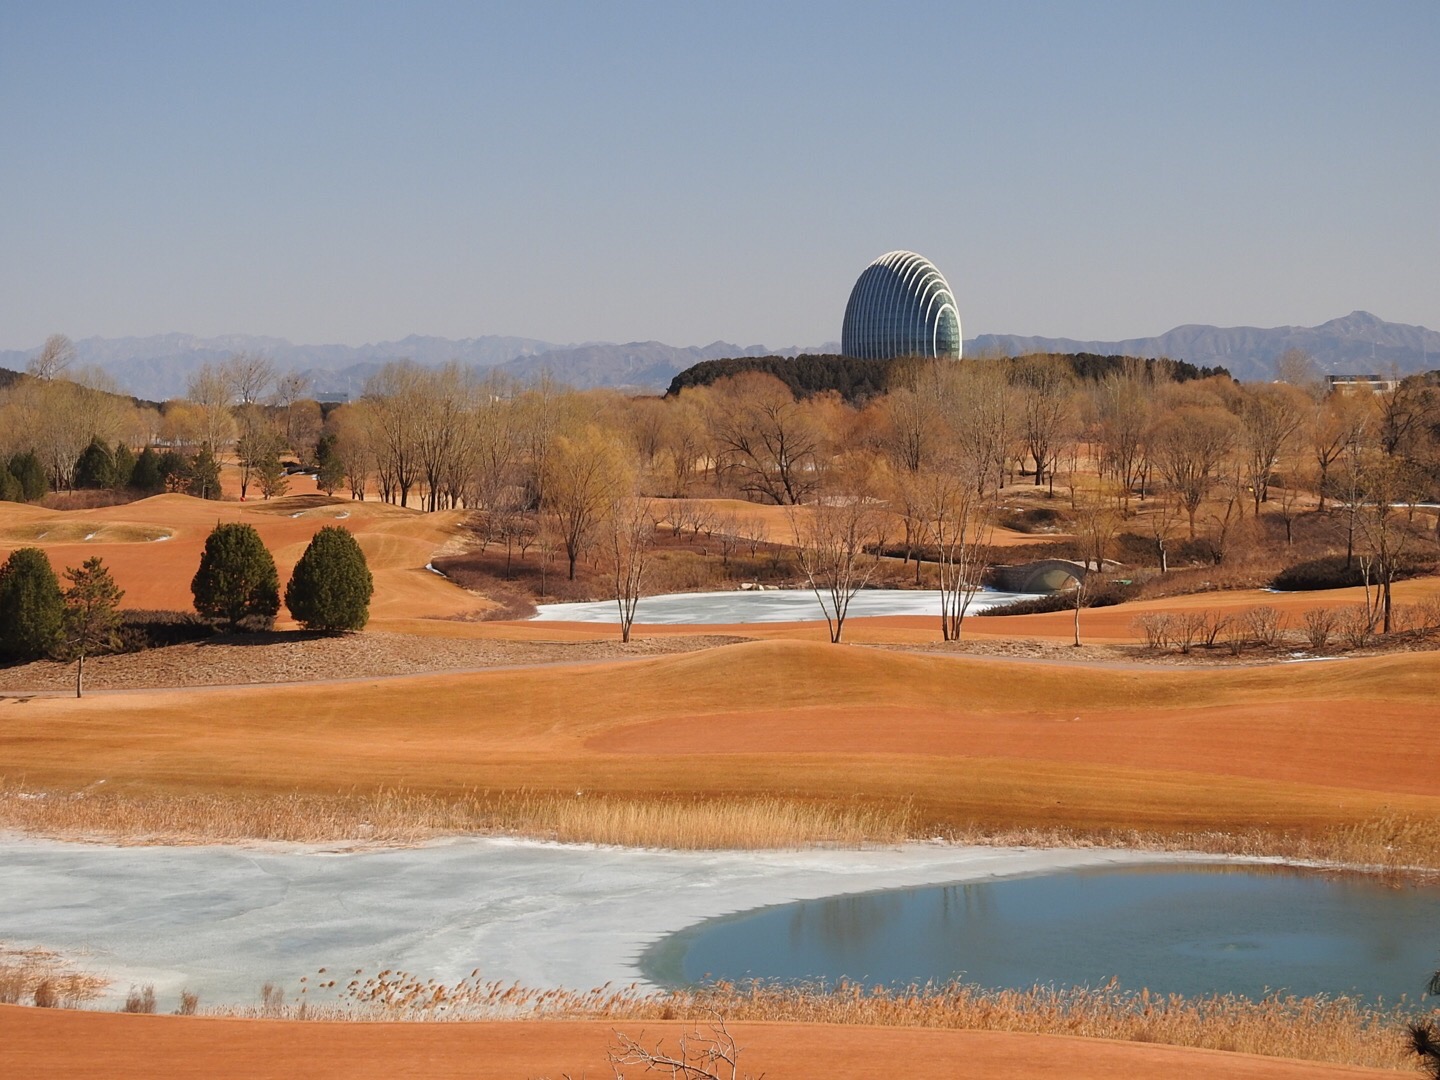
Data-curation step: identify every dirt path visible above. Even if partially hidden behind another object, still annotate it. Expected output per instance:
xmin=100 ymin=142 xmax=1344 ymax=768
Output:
xmin=0 ymin=1008 xmax=1395 ymax=1080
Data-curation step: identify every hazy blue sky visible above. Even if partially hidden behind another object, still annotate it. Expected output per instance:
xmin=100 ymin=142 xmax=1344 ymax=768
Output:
xmin=2 ymin=1 xmax=1436 ymax=351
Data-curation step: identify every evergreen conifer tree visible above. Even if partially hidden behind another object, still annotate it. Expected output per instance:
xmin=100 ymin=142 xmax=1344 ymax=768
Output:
xmin=0 ymin=547 xmax=65 ymax=660
xmin=130 ymin=447 xmax=164 ymax=494
xmin=110 ymin=442 xmax=136 ymax=490
xmin=8 ymin=451 xmax=48 ymax=501
xmin=284 ymin=525 xmax=373 ymax=631
xmin=0 ymin=468 xmax=21 ymax=503
xmin=187 ymin=446 xmax=222 ymax=500
xmin=62 ymin=556 xmax=125 ymax=697
xmin=73 ymin=437 xmax=116 ymax=489
xmin=191 ymin=523 xmax=280 ymax=630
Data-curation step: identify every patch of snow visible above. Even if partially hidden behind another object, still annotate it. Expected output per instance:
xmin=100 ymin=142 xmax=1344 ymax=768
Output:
xmin=83 ymin=532 xmax=97 ymax=541
xmin=151 ymin=533 xmax=172 ymax=542
xmin=533 ymin=588 xmax=1041 ymax=626
xmin=424 ymin=562 xmax=447 ymax=577
xmin=0 ymin=837 xmax=1224 ymax=1008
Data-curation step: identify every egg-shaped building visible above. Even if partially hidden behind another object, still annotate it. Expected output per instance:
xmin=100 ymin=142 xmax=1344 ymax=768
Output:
xmin=841 ymin=250 xmax=961 ymax=361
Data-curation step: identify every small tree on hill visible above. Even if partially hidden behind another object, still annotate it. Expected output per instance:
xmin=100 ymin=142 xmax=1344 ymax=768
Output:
xmin=187 ymin=445 xmax=223 ymax=500
xmin=256 ymin=453 xmax=289 ymax=500
xmin=62 ymin=556 xmax=125 ymax=697
xmin=191 ymin=523 xmax=280 ymax=630
xmin=0 ymin=547 xmax=64 ymax=661
xmin=284 ymin=525 xmax=373 ymax=631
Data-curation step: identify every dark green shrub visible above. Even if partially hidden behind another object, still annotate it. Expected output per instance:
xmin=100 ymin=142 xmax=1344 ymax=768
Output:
xmin=111 ymin=442 xmax=136 ymax=490
xmin=0 ymin=468 xmax=21 ymax=503
xmin=996 ymin=506 xmax=1067 ymax=534
xmin=130 ymin=447 xmax=164 ymax=494
xmin=975 ymin=579 xmax=1139 ymax=616
xmin=158 ymin=449 xmax=190 ymax=492
xmin=191 ymin=523 xmax=280 ymax=630
xmin=285 ymin=526 xmax=373 ymax=631
xmin=73 ymin=437 xmax=117 ymax=489
xmin=8 ymin=451 xmax=48 ymax=501
xmin=1271 ymin=556 xmax=1366 ymax=591
xmin=0 ymin=547 xmax=64 ymax=661
xmin=116 ymin=609 xmax=216 ymax=651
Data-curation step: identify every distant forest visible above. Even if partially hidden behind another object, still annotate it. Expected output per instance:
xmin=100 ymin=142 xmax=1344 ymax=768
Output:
xmin=665 ymin=353 xmax=1233 ymax=405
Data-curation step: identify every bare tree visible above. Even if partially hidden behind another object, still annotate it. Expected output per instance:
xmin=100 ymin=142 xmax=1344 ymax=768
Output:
xmin=1149 ymin=404 xmax=1238 ymax=538
xmin=1356 ymin=454 xmax=1424 ymax=634
xmin=915 ymin=455 xmax=994 ymax=641
xmin=1092 ymin=366 xmax=1153 ymax=516
xmin=1012 ymin=355 xmax=1076 ymax=490
xmin=234 ymin=403 xmax=284 ymax=500
xmin=222 ymin=353 xmax=276 ymax=407
xmin=707 ymin=373 xmax=825 ymax=505
xmin=1311 ymin=390 xmax=1377 ymax=511
xmin=272 ymin=371 xmax=313 ymax=447
xmin=28 ymin=334 xmax=75 ymax=382
xmin=362 ymin=362 xmax=424 ymax=506
xmin=543 ymin=425 xmax=629 ymax=580
xmin=1236 ymin=381 xmax=1309 ymax=513
xmin=789 ymin=495 xmax=886 ymax=644
xmin=1068 ymin=493 xmax=1119 ymax=646
xmin=607 ymin=493 xmax=654 ymax=643
xmin=186 ymin=363 xmax=238 ymax=460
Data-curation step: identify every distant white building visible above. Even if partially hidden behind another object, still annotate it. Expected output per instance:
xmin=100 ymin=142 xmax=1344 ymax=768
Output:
xmin=1326 ymin=374 xmax=1400 ymax=395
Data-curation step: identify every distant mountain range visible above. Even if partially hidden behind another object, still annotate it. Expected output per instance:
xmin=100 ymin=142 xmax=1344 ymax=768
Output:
xmin=971 ymin=311 xmax=1440 ymax=383
xmin=1 ymin=312 xmax=1435 ymax=399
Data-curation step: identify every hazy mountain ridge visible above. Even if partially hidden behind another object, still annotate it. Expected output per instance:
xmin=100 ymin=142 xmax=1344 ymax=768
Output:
xmin=972 ymin=311 xmax=1440 ymax=382
xmin=2 ymin=314 xmax=1435 ymax=398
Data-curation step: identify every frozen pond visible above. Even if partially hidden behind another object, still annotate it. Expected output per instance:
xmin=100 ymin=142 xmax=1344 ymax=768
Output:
xmin=533 ymin=587 xmax=1039 ymax=624
xmin=647 ymin=863 xmax=1440 ymax=1005
xmin=0 ymin=837 xmax=1189 ymax=1009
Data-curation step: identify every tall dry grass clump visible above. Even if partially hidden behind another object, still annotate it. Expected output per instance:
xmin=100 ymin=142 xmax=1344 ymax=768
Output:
xmin=931 ymin=817 xmax=1440 ymax=879
xmin=244 ymin=967 xmax=1417 ymax=1070
xmin=0 ymin=779 xmax=912 ymax=850
xmin=483 ymin=792 xmax=914 ymax=850
xmin=0 ymin=943 xmax=108 ymax=1008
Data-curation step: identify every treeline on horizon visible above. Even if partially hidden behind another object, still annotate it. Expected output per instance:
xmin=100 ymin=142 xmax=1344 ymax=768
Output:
xmin=665 ymin=353 xmax=1234 ymax=405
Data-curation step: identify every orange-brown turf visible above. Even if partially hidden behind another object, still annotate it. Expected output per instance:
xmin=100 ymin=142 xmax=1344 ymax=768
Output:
xmin=0 ymin=493 xmax=494 ymax=626
xmin=0 ymin=1007 xmax=1395 ymax=1080
xmin=3 ymin=641 xmax=1436 ymax=835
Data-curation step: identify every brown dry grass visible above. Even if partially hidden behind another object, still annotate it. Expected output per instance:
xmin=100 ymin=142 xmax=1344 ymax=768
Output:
xmin=0 ymin=944 xmax=108 ymax=1008
xmin=2 ymin=641 xmax=1438 ymax=862
xmin=0 ymin=782 xmax=914 ymax=849
xmin=329 ymin=973 xmax=1416 ymax=1077
xmin=188 ymin=972 xmax=1417 ymax=1071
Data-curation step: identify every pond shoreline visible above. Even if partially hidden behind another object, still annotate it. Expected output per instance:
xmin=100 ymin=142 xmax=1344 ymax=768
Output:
xmin=0 ymin=836 xmax=1259 ymax=1010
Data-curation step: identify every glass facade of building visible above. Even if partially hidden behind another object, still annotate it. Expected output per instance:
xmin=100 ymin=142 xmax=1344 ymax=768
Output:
xmin=841 ymin=251 xmax=962 ymax=361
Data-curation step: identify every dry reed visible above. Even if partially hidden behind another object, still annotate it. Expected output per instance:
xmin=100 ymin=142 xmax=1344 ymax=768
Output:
xmin=0 ymin=943 xmax=108 ymax=1008
xmin=2 ymin=778 xmax=1438 ymax=875
xmin=929 ymin=816 xmax=1440 ymax=881
xmin=0 ymin=779 xmax=913 ymax=850
xmin=211 ymin=968 xmax=1422 ymax=1071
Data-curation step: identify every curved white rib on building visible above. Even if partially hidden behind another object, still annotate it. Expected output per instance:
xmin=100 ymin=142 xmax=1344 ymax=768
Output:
xmin=841 ymin=250 xmax=962 ymax=361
